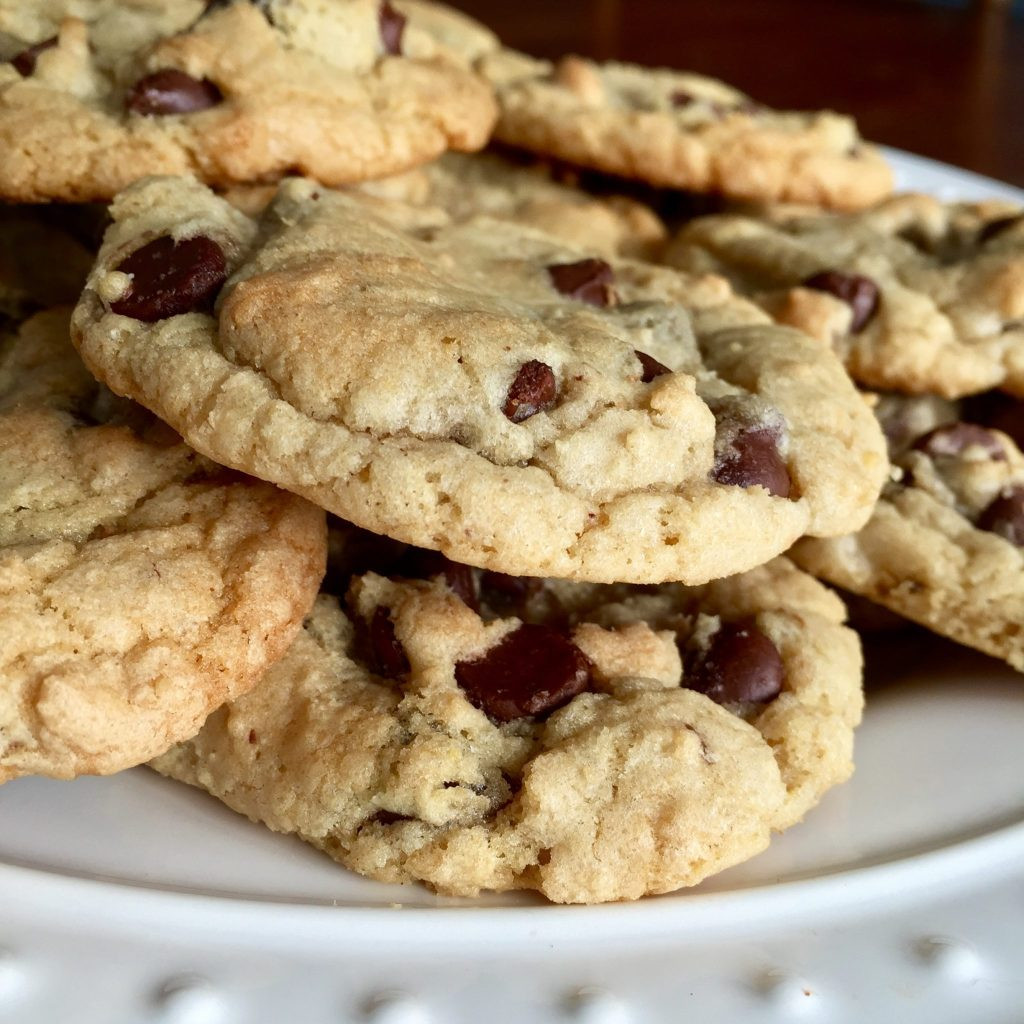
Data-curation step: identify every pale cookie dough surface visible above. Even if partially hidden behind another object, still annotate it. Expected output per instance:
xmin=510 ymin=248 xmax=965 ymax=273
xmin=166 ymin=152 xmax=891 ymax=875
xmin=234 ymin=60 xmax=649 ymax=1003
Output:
xmin=221 ymin=150 xmax=668 ymax=260
xmin=0 ymin=0 xmax=497 ymax=201
xmin=73 ymin=175 xmax=887 ymax=584
xmin=667 ymin=194 xmax=1024 ymax=398
xmin=359 ymin=151 xmax=669 ymax=260
xmin=152 ymin=528 xmax=862 ymax=904
xmin=793 ymin=393 xmax=1024 ymax=670
xmin=479 ymin=51 xmax=892 ymax=210
xmin=0 ymin=307 xmax=327 ymax=782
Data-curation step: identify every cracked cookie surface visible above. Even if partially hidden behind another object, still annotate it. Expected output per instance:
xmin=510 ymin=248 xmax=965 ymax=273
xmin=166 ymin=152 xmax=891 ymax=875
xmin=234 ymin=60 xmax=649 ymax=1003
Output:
xmin=479 ymin=51 xmax=892 ymax=210
xmin=0 ymin=0 xmax=497 ymax=201
xmin=151 ymin=523 xmax=862 ymax=904
xmin=666 ymin=193 xmax=1024 ymax=399
xmin=72 ymin=174 xmax=887 ymax=583
xmin=793 ymin=391 xmax=1024 ymax=669
xmin=0 ymin=306 xmax=327 ymax=782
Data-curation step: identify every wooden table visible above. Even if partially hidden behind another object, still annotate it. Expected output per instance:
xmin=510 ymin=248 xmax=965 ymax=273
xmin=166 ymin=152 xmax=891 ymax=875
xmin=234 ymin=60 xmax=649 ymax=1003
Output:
xmin=454 ymin=0 xmax=1024 ymax=188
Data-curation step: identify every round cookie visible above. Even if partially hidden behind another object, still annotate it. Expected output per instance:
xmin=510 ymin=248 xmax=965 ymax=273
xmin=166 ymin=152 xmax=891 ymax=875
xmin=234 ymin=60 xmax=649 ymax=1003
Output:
xmin=72 ymin=174 xmax=888 ymax=584
xmin=478 ymin=50 xmax=892 ymax=210
xmin=666 ymin=194 xmax=1024 ymax=399
xmin=0 ymin=0 xmax=497 ymax=201
xmin=793 ymin=391 xmax=1024 ymax=670
xmin=0 ymin=307 xmax=327 ymax=782
xmin=151 ymin=523 xmax=863 ymax=904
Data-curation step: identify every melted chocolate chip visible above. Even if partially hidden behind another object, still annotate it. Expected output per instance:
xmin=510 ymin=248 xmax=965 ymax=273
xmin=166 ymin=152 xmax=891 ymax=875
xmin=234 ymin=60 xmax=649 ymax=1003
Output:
xmin=479 ymin=571 xmax=543 ymax=618
xmin=201 ymin=0 xmax=274 ymax=21
xmin=913 ymin=422 xmax=1006 ymax=460
xmin=977 ymin=486 xmax=1024 ymax=546
xmin=547 ymin=258 xmax=615 ymax=307
xmin=110 ymin=235 xmax=227 ymax=322
xmin=378 ymin=0 xmax=407 ymax=55
xmin=503 ymin=360 xmax=557 ymax=423
xmin=325 ymin=518 xmax=410 ymax=593
xmin=978 ymin=215 xmax=1022 ymax=244
xmin=670 ymin=90 xmax=695 ymax=107
xmin=365 ymin=606 xmax=410 ymax=678
xmin=394 ymin=548 xmax=480 ymax=611
xmin=712 ymin=423 xmax=791 ymax=498
xmin=684 ymin=618 xmax=784 ymax=705
xmin=369 ymin=810 xmax=412 ymax=826
xmin=635 ymin=350 xmax=670 ymax=383
xmin=962 ymin=393 xmax=1024 ymax=449
xmin=11 ymin=36 xmax=57 ymax=77
xmin=126 ymin=69 xmax=222 ymax=116
xmin=802 ymin=270 xmax=880 ymax=332
xmin=455 ymin=624 xmax=591 ymax=722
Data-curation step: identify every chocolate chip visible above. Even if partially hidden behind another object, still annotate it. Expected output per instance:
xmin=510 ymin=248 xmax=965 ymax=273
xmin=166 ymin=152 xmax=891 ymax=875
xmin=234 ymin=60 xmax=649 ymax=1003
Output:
xmin=802 ymin=270 xmax=880 ymax=332
xmin=393 ymin=548 xmax=480 ymax=611
xmin=712 ymin=420 xmax=791 ymax=498
xmin=369 ymin=810 xmax=412 ymax=826
xmin=684 ymin=618 xmax=784 ymax=705
xmin=635 ymin=350 xmax=670 ymax=383
xmin=126 ymin=69 xmax=222 ymax=116
xmin=962 ymin=393 xmax=1024 ymax=449
xmin=503 ymin=360 xmax=557 ymax=423
xmin=365 ymin=606 xmax=410 ymax=678
xmin=547 ymin=258 xmax=615 ymax=307
xmin=479 ymin=571 xmax=543 ymax=618
xmin=378 ymin=0 xmax=407 ymax=55
xmin=455 ymin=624 xmax=591 ymax=722
xmin=201 ymin=0 xmax=274 ymax=22
xmin=670 ymin=90 xmax=731 ymax=118
xmin=913 ymin=422 xmax=1006 ymax=460
xmin=977 ymin=486 xmax=1024 ymax=546
xmin=978 ymin=215 xmax=1022 ymax=244
xmin=11 ymin=36 xmax=57 ymax=77
xmin=110 ymin=235 xmax=227 ymax=322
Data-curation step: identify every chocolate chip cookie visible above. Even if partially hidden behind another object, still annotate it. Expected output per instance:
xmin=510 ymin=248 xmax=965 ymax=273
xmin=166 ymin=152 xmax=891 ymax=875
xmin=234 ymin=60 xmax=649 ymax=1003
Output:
xmin=72 ymin=175 xmax=887 ymax=583
xmin=0 ymin=306 xmax=327 ymax=782
xmin=479 ymin=50 xmax=892 ymax=209
xmin=0 ymin=0 xmax=496 ymax=201
xmin=666 ymin=193 xmax=1024 ymax=398
xmin=793 ymin=392 xmax=1024 ymax=670
xmin=151 ymin=521 xmax=863 ymax=903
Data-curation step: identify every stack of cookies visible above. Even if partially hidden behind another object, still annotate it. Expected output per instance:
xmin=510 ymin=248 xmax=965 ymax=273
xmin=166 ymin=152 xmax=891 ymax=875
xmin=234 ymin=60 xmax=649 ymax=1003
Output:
xmin=1 ymin=0 xmax=1020 ymax=905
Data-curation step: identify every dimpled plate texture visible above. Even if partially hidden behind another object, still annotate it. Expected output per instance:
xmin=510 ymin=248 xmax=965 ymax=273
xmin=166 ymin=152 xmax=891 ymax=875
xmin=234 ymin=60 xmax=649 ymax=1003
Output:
xmin=0 ymin=151 xmax=1023 ymax=1024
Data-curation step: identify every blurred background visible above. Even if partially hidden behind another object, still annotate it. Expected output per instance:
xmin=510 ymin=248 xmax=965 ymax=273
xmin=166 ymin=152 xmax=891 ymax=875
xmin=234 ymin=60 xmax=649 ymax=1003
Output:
xmin=452 ymin=0 xmax=1024 ymax=186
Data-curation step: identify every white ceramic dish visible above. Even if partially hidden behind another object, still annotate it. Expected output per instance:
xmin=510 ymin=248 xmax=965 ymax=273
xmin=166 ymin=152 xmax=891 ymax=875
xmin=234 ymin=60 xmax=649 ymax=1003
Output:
xmin=2 ymin=149 xmax=1023 ymax=1024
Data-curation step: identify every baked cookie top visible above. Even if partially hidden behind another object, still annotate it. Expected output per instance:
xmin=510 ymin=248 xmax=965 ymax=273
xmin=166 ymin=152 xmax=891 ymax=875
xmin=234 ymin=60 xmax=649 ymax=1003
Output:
xmin=666 ymin=193 xmax=1024 ymax=399
xmin=793 ymin=391 xmax=1024 ymax=669
xmin=151 ymin=521 xmax=863 ymax=904
xmin=0 ymin=306 xmax=327 ymax=782
xmin=478 ymin=51 xmax=892 ymax=210
xmin=220 ymin=150 xmax=669 ymax=260
xmin=72 ymin=174 xmax=887 ymax=584
xmin=0 ymin=0 xmax=497 ymax=201
xmin=359 ymin=151 xmax=669 ymax=260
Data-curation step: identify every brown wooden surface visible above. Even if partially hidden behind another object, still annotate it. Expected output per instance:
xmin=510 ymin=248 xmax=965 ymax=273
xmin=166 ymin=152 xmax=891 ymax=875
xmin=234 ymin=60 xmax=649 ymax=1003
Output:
xmin=453 ymin=0 xmax=1024 ymax=187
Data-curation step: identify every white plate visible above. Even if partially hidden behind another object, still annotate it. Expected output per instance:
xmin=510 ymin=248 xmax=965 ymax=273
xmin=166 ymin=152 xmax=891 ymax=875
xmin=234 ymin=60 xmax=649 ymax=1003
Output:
xmin=3 ymin=149 xmax=1024 ymax=1024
